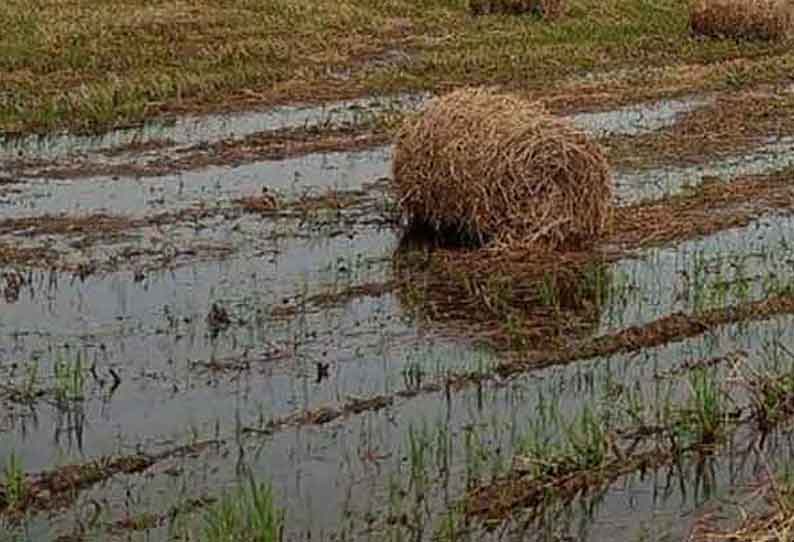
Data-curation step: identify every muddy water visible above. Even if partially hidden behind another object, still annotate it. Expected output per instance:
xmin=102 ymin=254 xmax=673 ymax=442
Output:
xmin=601 ymin=212 xmax=794 ymax=332
xmin=2 ymin=95 xmax=793 ymax=542
xmin=0 ymin=95 xmax=717 ymax=225
xmin=217 ymin=314 xmax=794 ymax=541
xmin=567 ymin=96 xmax=712 ymax=137
xmin=0 ymin=94 xmax=426 ymax=161
xmin=9 ymin=111 xmax=789 ymax=227
xmin=4 ymin=148 xmax=794 ymax=465
xmin=0 ymin=93 xmax=707 ymax=169
xmin=2 ymin=147 xmax=391 ymax=219
xmin=6 ymin=206 xmax=794 ymax=448
xmin=361 ymin=320 xmax=794 ymax=541
xmin=15 ymin=310 xmax=794 ymax=541
xmin=0 ymin=227 xmax=400 ymax=465
xmin=4 ymin=203 xmax=794 ymax=540
xmin=22 ymin=113 xmax=777 ymax=412
xmin=615 ymin=136 xmax=794 ymax=204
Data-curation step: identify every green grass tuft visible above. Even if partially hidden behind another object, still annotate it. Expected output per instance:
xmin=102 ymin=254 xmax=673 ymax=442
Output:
xmin=201 ymin=478 xmax=284 ymax=542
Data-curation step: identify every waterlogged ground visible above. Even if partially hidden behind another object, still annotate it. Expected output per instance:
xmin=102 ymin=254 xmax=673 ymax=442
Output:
xmin=4 ymin=89 xmax=794 ymax=542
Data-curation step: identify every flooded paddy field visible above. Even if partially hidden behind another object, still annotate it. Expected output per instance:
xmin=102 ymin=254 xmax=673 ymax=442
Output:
xmin=5 ymin=86 xmax=794 ymax=542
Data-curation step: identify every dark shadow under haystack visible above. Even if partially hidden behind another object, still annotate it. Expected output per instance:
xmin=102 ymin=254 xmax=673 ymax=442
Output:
xmin=470 ymin=0 xmax=566 ymax=19
xmin=393 ymin=233 xmax=611 ymax=350
xmin=393 ymin=88 xmax=612 ymax=252
xmin=690 ymin=0 xmax=792 ymax=40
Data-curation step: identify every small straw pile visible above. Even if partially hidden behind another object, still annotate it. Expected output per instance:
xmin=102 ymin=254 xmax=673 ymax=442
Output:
xmin=392 ymin=238 xmax=611 ymax=349
xmin=393 ymin=88 xmax=612 ymax=251
xmin=690 ymin=0 xmax=793 ymax=40
xmin=470 ymin=0 xmax=566 ymax=19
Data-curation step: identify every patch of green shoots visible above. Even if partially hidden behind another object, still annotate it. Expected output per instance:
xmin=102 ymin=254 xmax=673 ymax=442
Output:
xmin=2 ymin=452 xmax=27 ymax=509
xmin=201 ymin=477 xmax=284 ymax=542
xmin=53 ymin=351 xmax=85 ymax=402
xmin=679 ymin=368 xmax=725 ymax=445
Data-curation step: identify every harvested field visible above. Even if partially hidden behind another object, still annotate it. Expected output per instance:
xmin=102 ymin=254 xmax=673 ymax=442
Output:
xmin=7 ymin=2 xmax=794 ymax=541
xmin=5 ymin=0 xmax=794 ymax=135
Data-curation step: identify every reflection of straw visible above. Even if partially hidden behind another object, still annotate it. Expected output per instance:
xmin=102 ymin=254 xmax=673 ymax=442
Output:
xmin=393 ymin=237 xmax=611 ymax=349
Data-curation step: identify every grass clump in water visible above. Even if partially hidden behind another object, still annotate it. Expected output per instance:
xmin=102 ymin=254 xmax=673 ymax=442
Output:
xmin=1 ymin=452 xmax=27 ymax=510
xmin=678 ymin=367 xmax=727 ymax=445
xmin=53 ymin=351 xmax=85 ymax=403
xmin=201 ymin=478 xmax=284 ymax=542
xmin=735 ymin=357 xmax=794 ymax=431
xmin=517 ymin=402 xmax=610 ymax=479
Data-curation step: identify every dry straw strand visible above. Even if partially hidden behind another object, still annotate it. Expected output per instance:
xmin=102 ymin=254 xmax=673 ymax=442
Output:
xmin=392 ymin=88 xmax=612 ymax=252
xmin=690 ymin=0 xmax=794 ymax=40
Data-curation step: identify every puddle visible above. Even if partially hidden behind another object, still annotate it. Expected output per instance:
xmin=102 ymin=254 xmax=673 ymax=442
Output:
xmin=12 ymin=123 xmax=788 ymax=223
xmin=3 ymin=205 xmax=794 ymax=470
xmin=601 ymin=213 xmax=794 ymax=333
xmin=4 ymin=94 xmax=794 ymax=542
xmin=2 ymin=178 xmax=794 ymax=410
xmin=238 ymin=313 xmax=794 ymax=541
xmin=0 ymin=94 xmax=426 ymax=162
xmin=0 ymin=94 xmax=709 ymax=167
xmin=439 ymin=315 xmax=794 ymax=541
xmin=6 ymin=307 xmax=794 ymax=541
xmin=615 ymin=136 xmax=794 ymax=205
xmin=2 ymin=97 xmax=758 ymax=226
xmin=0 ymin=224 xmax=406 ymax=465
xmin=389 ymin=210 xmax=794 ymax=354
xmin=566 ymin=96 xmax=712 ymax=138
xmin=1 ymin=147 xmax=391 ymax=219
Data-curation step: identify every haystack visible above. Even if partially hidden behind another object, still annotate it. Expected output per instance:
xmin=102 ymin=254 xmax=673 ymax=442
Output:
xmin=393 ymin=88 xmax=612 ymax=251
xmin=690 ymin=0 xmax=793 ymax=40
xmin=470 ymin=0 xmax=566 ymax=19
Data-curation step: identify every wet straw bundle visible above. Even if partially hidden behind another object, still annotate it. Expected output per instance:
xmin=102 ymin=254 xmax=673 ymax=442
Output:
xmin=690 ymin=0 xmax=793 ymax=40
xmin=393 ymin=88 xmax=612 ymax=252
xmin=392 ymin=236 xmax=611 ymax=350
xmin=469 ymin=0 xmax=566 ymax=19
